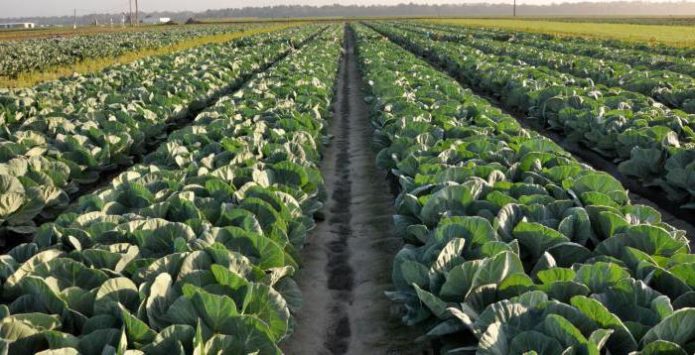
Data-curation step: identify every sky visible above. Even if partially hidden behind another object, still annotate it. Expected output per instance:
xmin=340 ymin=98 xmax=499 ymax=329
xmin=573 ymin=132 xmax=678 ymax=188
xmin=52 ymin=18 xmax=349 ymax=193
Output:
xmin=1 ymin=0 xmax=686 ymax=18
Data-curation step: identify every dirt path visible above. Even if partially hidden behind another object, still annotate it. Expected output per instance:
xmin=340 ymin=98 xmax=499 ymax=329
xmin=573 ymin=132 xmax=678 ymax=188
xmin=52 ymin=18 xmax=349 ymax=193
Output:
xmin=280 ymin=25 xmax=426 ymax=355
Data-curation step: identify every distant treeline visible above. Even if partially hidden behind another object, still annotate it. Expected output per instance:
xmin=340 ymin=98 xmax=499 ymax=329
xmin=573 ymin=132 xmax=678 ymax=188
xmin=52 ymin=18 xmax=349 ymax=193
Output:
xmin=192 ymin=2 xmax=695 ymax=19
xmin=4 ymin=2 xmax=695 ymax=26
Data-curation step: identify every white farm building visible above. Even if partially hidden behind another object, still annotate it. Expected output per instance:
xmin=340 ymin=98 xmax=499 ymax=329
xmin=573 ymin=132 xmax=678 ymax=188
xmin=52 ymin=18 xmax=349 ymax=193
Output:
xmin=142 ymin=17 xmax=172 ymax=25
xmin=0 ymin=22 xmax=36 ymax=29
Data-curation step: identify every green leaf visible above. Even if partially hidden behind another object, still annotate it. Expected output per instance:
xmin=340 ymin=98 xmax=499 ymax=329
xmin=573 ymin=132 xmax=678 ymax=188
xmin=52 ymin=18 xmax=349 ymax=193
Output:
xmin=78 ymin=328 xmax=121 ymax=355
xmin=494 ymin=204 xmax=523 ymax=242
xmin=121 ymin=307 xmax=156 ymax=346
xmin=546 ymin=242 xmax=593 ymax=267
xmin=596 ymin=211 xmax=630 ymax=239
xmin=412 ymin=284 xmax=449 ymax=319
xmin=10 ymin=313 xmax=60 ymax=330
xmin=475 ymin=300 xmax=528 ymax=336
xmin=94 ymin=277 xmax=140 ymax=315
xmin=193 ymin=320 xmax=205 ymax=355
xmin=420 ymin=185 xmax=477 ymax=226
xmin=639 ymin=340 xmax=687 ymax=355
xmin=145 ymin=272 xmax=175 ymax=331
xmin=400 ymin=260 xmax=430 ymax=289
xmin=470 ymin=251 xmax=525 ymax=293
xmin=33 ymin=258 xmax=109 ymax=290
xmin=498 ymin=273 xmax=535 ymax=299
xmin=542 ymin=314 xmax=587 ymax=348
xmin=140 ymin=324 xmax=194 ymax=355
xmin=574 ymin=262 xmax=630 ymax=293
xmin=16 ymin=276 xmax=67 ymax=314
xmin=478 ymin=322 xmax=509 ymax=355
xmin=200 ymin=330 xmax=281 ymax=355
xmin=509 ymin=330 xmax=563 ymax=355
xmin=537 ymin=268 xmax=576 ymax=284
xmin=530 ymin=252 xmax=557 ymax=279
xmin=513 ymin=222 xmax=569 ymax=260
xmin=209 ymin=264 xmax=249 ymax=291
xmin=540 ymin=281 xmax=590 ymax=303
xmin=642 ymin=308 xmax=695 ymax=348
xmin=439 ymin=260 xmax=483 ymax=301
xmin=570 ymin=296 xmax=638 ymax=353
xmin=570 ymin=172 xmax=628 ymax=205
xmin=239 ymin=283 xmax=290 ymax=341
xmin=596 ymin=225 xmax=687 ymax=259
xmin=588 ymin=328 xmax=614 ymax=350
xmin=209 ymin=314 xmax=280 ymax=354
xmin=430 ymin=238 xmax=465 ymax=275
xmin=207 ymin=227 xmax=288 ymax=270
xmin=434 ymin=216 xmax=498 ymax=247
xmin=668 ymin=263 xmax=695 ymax=289
xmin=182 ymin=284 xmax=239 ymax=333
xmin=5 ymin=249 xmax=64 ymax=294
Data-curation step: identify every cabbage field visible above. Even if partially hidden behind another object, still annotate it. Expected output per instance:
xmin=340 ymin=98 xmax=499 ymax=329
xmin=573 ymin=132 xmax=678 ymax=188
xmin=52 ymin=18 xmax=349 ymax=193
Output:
xmin=370 ymin=22 xmax=695 ymax=212
xmin=0 ymin=19 xmax=695 ymax=354
xmin=0 ymin=24 xmax=263 ymax=79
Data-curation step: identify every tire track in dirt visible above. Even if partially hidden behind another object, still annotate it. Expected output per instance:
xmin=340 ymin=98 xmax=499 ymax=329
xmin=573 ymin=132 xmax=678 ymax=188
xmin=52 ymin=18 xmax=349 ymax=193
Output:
xmin=281 ymin=24 xmax=427 ymax=355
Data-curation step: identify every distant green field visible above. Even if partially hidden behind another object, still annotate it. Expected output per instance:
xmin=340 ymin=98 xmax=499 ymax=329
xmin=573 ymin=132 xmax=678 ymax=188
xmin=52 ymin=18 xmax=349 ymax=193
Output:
xmin=427 ymin=18 xmax=695 ymax=47
xmin=521 ymin=16 xmax=695 ymax=26
xmin=0 ymin=24 xmax=171 ymax=41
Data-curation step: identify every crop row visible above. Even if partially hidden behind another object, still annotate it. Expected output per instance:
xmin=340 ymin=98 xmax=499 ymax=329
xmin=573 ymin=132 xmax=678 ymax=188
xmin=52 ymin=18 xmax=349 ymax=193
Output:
xmin=355 ymin=23 xmax=695 ymax=354
xmin=1 ymin=26 xmax=311 ymax=126
xmin=400 ymin=23 xmax=695 ymax=114
xmin=0 ymin=25 xmax=342 ymax=354
xmin=0 ymin=24 xmax=261 ymax=79
xmin=417 ymin=22 xmax=695 ymax=73
xmin=369 ymin=22 xmax=695 ymax=211
xmin=0 ymin=26 xmax=322 ymax=238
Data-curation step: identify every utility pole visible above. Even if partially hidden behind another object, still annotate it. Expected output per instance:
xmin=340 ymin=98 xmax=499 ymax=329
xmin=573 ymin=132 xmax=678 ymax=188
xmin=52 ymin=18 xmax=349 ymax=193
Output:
xmin=513 ymin=0 xmax=517 ymax=17
xmin=129 ymin=0 xmax=133 ymax=26
xmin=135 ymin=0 xmax=139 ymax=26
xmin=73 ymin=9 xmax=77 ymax=29
xmin=128 ymin=0 xmax=135 ymax=27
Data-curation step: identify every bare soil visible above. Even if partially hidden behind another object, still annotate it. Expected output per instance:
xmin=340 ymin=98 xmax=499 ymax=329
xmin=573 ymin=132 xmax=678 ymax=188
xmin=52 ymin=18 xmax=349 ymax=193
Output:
xmin=280 ymin=25 xmax=427 ymax=355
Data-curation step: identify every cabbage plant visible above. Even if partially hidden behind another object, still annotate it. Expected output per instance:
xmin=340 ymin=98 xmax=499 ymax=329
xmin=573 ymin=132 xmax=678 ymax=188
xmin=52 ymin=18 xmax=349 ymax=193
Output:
xmin=355 ymin=24 xmax=695 ymax=354
xmin=370 ymin=22 xmax=695 ymax=211
xmin=0 ymin=26 xmax=342 ymax=354
xmin=0 ymin=26 xmax=322 ymax=238
xmin=0 ymin=24 xmax=270 ymax=79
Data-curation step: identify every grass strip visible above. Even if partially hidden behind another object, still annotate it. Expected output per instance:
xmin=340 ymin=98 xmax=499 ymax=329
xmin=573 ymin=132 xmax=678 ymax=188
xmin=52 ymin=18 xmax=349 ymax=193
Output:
xmin=425 ymin=18 xmax=695 ymax=48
